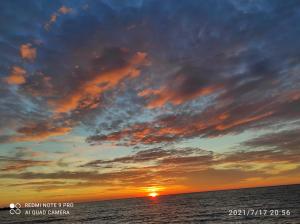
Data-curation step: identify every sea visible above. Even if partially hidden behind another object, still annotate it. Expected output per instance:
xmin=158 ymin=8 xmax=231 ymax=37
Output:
xmin=0 ymin=184 xmax=299 ymax=224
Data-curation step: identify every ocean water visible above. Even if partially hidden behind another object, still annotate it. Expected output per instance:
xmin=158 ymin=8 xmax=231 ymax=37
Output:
xmin=1 ymin=184 xmax=299 ymax=224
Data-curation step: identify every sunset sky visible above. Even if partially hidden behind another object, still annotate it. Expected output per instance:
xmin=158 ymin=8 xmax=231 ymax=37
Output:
xmin=0 ymin=0 xmax=300 ymax=207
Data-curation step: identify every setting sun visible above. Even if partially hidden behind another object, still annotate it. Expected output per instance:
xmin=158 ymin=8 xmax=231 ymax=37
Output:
xmin=148 ymin=192 xmax=158 ymax=197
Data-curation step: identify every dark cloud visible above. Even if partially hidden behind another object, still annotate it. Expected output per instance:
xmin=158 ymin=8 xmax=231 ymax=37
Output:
xmin=0 ymin=119 xmax=72 ymax=143
xmin=0 ymin=156 xmax=50 ymax=172
xmin=14 ymin=147 xmax=43 ymax=159
xmin=0 ymin=147 xmax=50 ymax=171
xmin=21 ymin=72 xmax=54 ymax=97
xmin=242 ymin=128 xmax=300 ymax=152
xmin=0 ymin=160 xmax=50 ymax=172
xmin=0 ymin=170 xmax=155 ymax=184
xmin=222 ymin=149 xmax=300 ymax=164
xmin=5 ymin=180 xmax=66 ymax=188
xmin=81 ymin=145 xmax=300 ymax=171
xmin=88 ymin=93 xmax=300 ymax=145
xmin=139 ymin=65 xmax=225 ymax=108
xmin=180 ymin=168 xmax=269 ymax=187
xmin=81 ymin=147 xmax=212 ymax=167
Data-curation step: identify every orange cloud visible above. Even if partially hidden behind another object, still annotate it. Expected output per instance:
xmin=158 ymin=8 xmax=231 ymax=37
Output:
xmin=138 ymin=65 xmax=225 ymax=108
xmin=58 ymin=6 xmax=72 ymax=14
xmin=140 ymin=84 xmax=222 ymax=108
xmin=51 ymin=52 xmax=147 ymax=113
xmin=215 ymin=111 xmax=273 ymax=131
xmin=4 ymin=66 xmax=26 ymax=85
xmin=11 ymin=122 xmax=71 ymax=142
xmin=45 ymin=6 xmax=72 ymax=30
xmin=87 ymin=106 xmax=277 ymax=146
xmin=87 ymin=122 xmax=189 ymax=146
xmin=20 ymin=43 xmax=36 ymax=61
xmin=50 ymin=13 xmax=58 ymax=23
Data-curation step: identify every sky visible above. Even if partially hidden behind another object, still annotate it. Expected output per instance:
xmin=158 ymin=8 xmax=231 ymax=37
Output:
xmin=0 ymin=0 xmax=300 ymax=206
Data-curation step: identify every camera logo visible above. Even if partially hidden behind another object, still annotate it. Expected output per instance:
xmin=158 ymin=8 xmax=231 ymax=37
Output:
xmin=9 ymin=203 xmax=21 ymax=215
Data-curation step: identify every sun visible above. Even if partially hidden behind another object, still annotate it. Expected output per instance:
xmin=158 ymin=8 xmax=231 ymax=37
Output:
xmin=144 ymin=186 xmax=163 ymax=198
xmin=148 ymin=192 xmax=158 ymax=197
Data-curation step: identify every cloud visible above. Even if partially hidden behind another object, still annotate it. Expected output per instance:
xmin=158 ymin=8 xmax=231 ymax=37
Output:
xmin=139 ymin=66 xmax=225 ymax=108
xmin=0 ymin=154 xmax=51 ymax=172
xmin=58 ymin=6 xmax=72 ymax=14
xmin=81 ymin=146 xmax=300 ymax=172
xmin=0 ymin=169 xmax=150 ymax=182
xmin=214 ymin=111 xmax=274 ymax=131
xmin=20 ymin=43 xmax=36 ymax=61
xmin=50 ymin=49 xmax=148 ymax=113
xmin=0 ymin=160 xmax=50 ymax=172
xmin=88 ymin=91 xmax=300 ymax=145
xmin=160 ymin=155 xmax=214 ymax=166
xmin=221 ymin=149 xmax=300 ymax=164
xmin=14 ymin=147 xmax=43 ymax=159
xmin=0 ymin=120 xmax=72 ymax=143
xmin=15 ymin=122 xmax=71 ymax=142
xmin=45 ymin=5 xmax=73 ymax=30
xmin=6 ymin=180 xmax=66 ymax=188
xmin=21 ymin=72 xmax=54 ymax=97
xmin=0 ymin=147 xmax=48 ymax=172
xmin=4 ymin=66 xmax=26 ymax=85
xmin=242 ymin=128 xmax=300 ymax=152
xmin=81 ymin=147 xmax=212 ymax=167
xmin=180 ymin=168 xmax=268 ymax=187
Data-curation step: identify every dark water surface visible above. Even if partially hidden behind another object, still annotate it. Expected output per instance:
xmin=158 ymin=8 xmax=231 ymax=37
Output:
xmin=1 ymin=184 xmax=299 ymax=223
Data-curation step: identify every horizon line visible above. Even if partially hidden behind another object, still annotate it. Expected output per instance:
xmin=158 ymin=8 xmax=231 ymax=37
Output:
xmin=1 ymin=183 xmax=299 ymax=209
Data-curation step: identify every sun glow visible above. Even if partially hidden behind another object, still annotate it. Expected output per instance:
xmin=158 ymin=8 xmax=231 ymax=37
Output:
xmin=148 ymin=192 xmax=158 ymax=197
xmin=144 ymin=186 xmax=163 ymax=198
